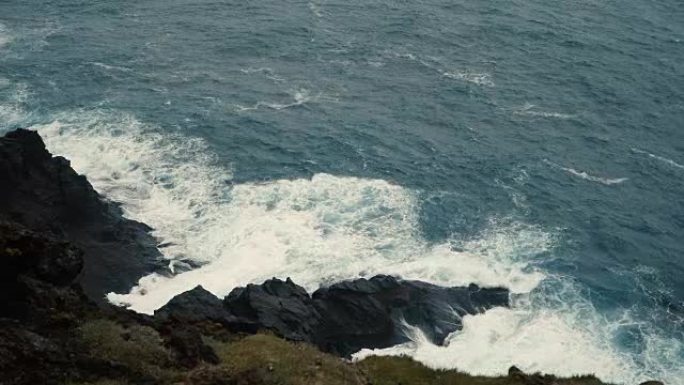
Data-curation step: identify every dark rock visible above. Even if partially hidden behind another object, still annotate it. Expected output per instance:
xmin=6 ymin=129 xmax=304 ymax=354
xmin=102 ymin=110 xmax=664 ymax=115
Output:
xmin=164 ymin=325 xmax=219 ymax=367
xmin=223 ymin=278 xmax=321 ymax=342
xmin=0 ymin=221 xmax=94 ymax=323
xmin=155 ymin=285 xmax=232 ymax=324
xmin=508 ymin=365 xmax=524 ymax=376
xmin=312 ymin=275 xmax=509 ymax=356
xmin=156 ymin=275 xmax=509 ymax=358
xmin=0 ymin=128 xmax=164 ymax=302
xmin=0 ymin=321 xmax=72 ymax=385
xmin=639 ymin=382 xmax=665 ymax=385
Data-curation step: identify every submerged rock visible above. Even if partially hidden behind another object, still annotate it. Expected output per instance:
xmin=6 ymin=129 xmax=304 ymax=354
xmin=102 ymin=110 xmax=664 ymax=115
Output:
xmin=0 ymin=128 xmax=164 ymax=302
xmin=156 ymin=275 xmax=510 ymax=357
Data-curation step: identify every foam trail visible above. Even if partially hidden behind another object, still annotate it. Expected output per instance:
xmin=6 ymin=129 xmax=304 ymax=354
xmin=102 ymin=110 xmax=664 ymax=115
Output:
xmin=632 ymin=148 xmax=684 ymax=170
xmin=89 ymin=62 xmax=134 ymax=73
xmin=513 ymin=103 xmax=574 ymax=119
xmin=562 ymin=168 xmax=628 ymax=185
xmin=383 ymin=49 xmax=494 ymax=87
xmin=308 ymin=1 xmax=324 ymax=18
xmin=443 ymin=71 xmax=495 ymax=87
xmin=545 ymin=159 xmax=628 ymax=185
xmin=35 ymin=112 xmax=681 ymax=385
xmin=239 ymin=66 xmax=285 ymax=82
xmin=235 ymin=89 xmax=317 ymax=111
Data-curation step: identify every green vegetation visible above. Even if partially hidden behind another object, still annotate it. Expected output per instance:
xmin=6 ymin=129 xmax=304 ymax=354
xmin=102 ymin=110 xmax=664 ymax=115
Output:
xmin=78 ymin=319 xmax=178 ymax=382
xmin=201 ymin=333 xmax=364 ymax=385
xmin=73 ymin=320 xmax=609 ymax=385
xmin=358 ymin=356 xmax=607 ymax=385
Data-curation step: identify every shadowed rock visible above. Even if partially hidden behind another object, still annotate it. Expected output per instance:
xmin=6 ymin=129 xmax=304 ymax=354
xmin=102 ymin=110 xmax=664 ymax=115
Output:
xmin=312 ymin=275 xmax=509 ymax=356
xmin=0 ymin=128 xmax=164 ymax=302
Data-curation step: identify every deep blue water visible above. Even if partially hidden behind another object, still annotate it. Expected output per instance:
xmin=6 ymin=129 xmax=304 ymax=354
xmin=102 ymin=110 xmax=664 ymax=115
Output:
xmin=1 ymin=0 xmax=683 ymax=383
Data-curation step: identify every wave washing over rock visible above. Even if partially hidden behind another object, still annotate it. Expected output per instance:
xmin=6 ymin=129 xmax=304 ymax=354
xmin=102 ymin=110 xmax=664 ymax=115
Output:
xmin=0 ymin=128 xmax=668 ymax=385
xmin=1 ymin=127 xmax=617 ymax=385
xmin=28 ymin=117 xmax=681 ymax=385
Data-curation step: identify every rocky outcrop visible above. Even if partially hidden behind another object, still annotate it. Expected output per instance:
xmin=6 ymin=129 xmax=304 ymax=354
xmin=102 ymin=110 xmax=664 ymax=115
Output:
xmin=313 ymin=275 xmax=509 ymax=356
xmin=0 ymin=128 xmax=164 ymax=302
xmin=156 ymin=275 xmax=510 ymax=357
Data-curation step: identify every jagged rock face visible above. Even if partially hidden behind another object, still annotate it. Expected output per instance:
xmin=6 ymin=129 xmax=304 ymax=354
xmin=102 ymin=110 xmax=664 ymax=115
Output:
xmin=224 ymin=278 xmax=321 ymax=341
xmin=0 ymin=129 xmax=164 ymax=302
xmin=156 ymin=275 xmax=510 ymax=357
xmin=312 ymin=275 xmax=510 ymax=356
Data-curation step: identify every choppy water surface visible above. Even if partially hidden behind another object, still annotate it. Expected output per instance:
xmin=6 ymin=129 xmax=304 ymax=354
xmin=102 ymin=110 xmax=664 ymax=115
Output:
xmin=1 ymin=1 xmax=683 ymax=383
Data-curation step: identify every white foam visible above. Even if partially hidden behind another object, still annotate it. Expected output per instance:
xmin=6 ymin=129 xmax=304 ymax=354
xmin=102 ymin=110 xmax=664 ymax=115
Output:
xmin=104 ymin=181 xmax=547 ymax=313
xmin=89 ymin=62 xmax=134 ymax=73
xmin=235 ymin=89 xmax=319 ymax=111
xmin=354 ymin=271 xmax=684 ymax=385
xmin=239 ymin=66 xmax=285 ymax=82
xmin=632 ymin=148 xmax=684 ymax=171
xmin=33 ymin=110 xmax=231 ymax=265
xmin=562 ymin=168 xmax=628 ymax=185
xmin=382 ymin=49 xmax=494 ymax=87
xmin=0 ymin=81 xmax=29 ymax=129
xmin=545 ymin=160 xmax=628 ymax=185
xmin=513 ymin=103 xmax=574 ymax=119
xmin=443 ymin=71 xmax=495 ymax=87
xmin=308 ymin=1 xmax=324 ymax=18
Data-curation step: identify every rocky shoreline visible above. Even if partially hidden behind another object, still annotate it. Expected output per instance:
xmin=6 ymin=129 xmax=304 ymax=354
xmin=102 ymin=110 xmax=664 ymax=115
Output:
xmin=0 ymin=128 xmax=655 ymax=384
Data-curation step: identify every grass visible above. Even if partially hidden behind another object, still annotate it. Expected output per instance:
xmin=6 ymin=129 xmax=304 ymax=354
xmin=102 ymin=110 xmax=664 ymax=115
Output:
xmin=201 ymin=333 xmax=365 ymax=385
xmin=358 ymin=355 xmax=608 ymax=385
xmin=75 ymin=321 xmax=609 ymax=385
xmin=78 ymin=319 xmax=177 ymax=382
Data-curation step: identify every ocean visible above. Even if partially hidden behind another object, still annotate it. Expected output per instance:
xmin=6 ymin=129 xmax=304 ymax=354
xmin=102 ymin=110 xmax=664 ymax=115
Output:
xmin=1 ymin=0 xmax=683 ymax=383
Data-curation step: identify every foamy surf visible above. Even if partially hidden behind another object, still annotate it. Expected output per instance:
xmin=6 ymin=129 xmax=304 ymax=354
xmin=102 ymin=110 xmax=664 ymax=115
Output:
xmin=353 ymin=305 xmax=682 ymax=384
xmin=0 ymin=80 xmax=29 ymax=130
xmin=33 ymin=110 xmax=680 ymax=385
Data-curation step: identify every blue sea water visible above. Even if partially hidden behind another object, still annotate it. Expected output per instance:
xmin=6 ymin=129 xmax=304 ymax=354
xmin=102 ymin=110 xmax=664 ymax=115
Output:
xmin=1 ymin=0 xmax=683 ymax=383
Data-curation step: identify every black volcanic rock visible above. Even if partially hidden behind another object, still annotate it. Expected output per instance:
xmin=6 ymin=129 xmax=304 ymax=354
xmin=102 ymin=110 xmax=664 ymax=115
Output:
xmin=0 ymin=128 xmax=164 ymax=302
xmin=155 ymin=285 xmax=233 ymax=324
xmin=223 ymin=278 xmax=321 ymax=342
xmin=155 ymin=275 xmax=510 ymax=357
xmin=0 ymin=220 xmax=92 ymax=323
xmin=312 ymin=275 xmax=510 ymax=356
